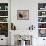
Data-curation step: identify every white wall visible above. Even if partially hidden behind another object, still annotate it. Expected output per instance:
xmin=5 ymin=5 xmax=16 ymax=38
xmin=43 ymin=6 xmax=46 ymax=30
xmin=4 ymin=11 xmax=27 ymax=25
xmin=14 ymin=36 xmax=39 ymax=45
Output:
xmin=11 ymin=0 xmax=38 ymax=30
xmin=11 ymin=0 xmax=38 ymax=45
xmin=11 ymin=0 xmax=46 ymax=46
xmin=11 ymin=0 xmax=46 ymax=30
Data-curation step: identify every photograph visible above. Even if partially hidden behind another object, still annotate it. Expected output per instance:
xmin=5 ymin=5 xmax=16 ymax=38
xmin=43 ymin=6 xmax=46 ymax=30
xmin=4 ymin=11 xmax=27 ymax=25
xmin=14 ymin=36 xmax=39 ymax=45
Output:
xmin=38 ymin=17 xmax=46 ymax=22
xmin=17 ymin=10 xmax=29 ymax=20
xmin=0 ymin=3 xmax=8 ymax=10
xmin=38 ymin=11 xmax=46 ymax=16
xmin=0 ymin=23 xmax=8 ymax=37
xmin=0 ymin=17 xmax=8 ymax=22
xmin=38 ymin=3 xmax=46 ymax=10
xmin=0 ymin=11 xmax=8 ymax=16
xmin=38 ymin=23 xmax=46 ymax=28
xmin=38 ymin=29 xmax=46 ymax=37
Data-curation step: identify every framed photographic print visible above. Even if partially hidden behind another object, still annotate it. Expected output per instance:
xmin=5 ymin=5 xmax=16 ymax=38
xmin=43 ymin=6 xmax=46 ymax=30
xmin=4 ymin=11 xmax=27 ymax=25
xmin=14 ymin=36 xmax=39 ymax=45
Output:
xmin=17 ymin=10 xmax=29 ymax=20
xmin=0 ymin=23 xmax=8 ymax=37
xmin=0 ymin=17 xmax=8 ymax=22
xmin=38 ymin=29 xmax=46 ymax=37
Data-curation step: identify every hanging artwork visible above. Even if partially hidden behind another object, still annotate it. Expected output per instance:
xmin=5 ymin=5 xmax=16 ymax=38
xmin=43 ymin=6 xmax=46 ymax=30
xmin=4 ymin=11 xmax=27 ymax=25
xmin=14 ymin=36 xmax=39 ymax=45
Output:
xmin=17 ymin=10 xmax=29 ymax=20
xmin=38 ymin=29 xmax=46 ymax=37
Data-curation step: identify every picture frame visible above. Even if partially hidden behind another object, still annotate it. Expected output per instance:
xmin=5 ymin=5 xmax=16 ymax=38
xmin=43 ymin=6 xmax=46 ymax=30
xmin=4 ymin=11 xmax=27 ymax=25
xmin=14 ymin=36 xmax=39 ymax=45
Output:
xmin=0 ymin=23 xmax=8 ymax=37
xmin=38 ymin=29 xmax=46 ymax=37
xmin=17 ymin=10 xmax=29 ymax=20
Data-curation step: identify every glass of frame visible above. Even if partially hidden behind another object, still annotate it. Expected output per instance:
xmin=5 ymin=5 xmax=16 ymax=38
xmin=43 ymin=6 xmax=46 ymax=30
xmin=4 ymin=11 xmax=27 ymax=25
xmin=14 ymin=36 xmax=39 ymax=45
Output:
xmin=17 ymin=10 xmax=29 ymax=20
xmin=38 ymin=29 xmax=46 ymax=37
